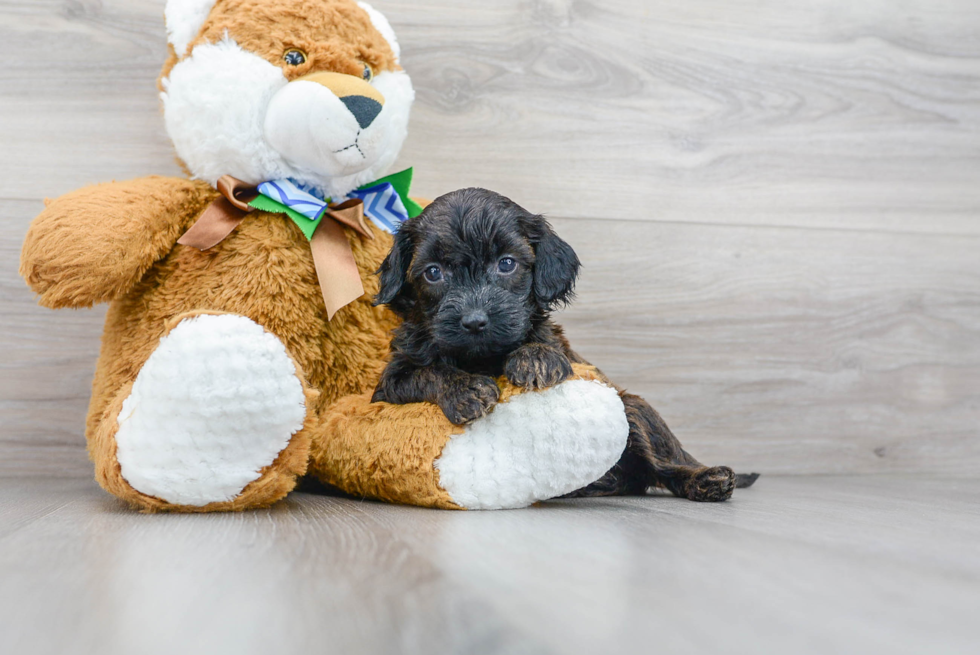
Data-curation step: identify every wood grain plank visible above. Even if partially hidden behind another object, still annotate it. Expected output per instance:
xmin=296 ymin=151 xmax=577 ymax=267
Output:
xmin=0 ymin=477 xmax=88 ymax=539
xmin=0 ymin=476 xmax=978 ymax=655
xmin=393 ymin=0 xmax=980 ymax=234
xmin=1 ymin=0 xmax=978 ymax=234
xmin=408 ymin=489 xmax=980 ymax=654
xmin=631 ymin=474 xmax=980 ymax=577
xmin=0 ymin=1 xmax=183 ymax=195
xmin=1 ymin=200 xmax=103 ymax=477
xmin=551 ymin=215 xmax=980 ymax=474
xmin=0 ymin=479 xmax=551 ymax=655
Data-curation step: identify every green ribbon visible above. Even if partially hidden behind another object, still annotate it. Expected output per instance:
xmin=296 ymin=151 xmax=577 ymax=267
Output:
xmin=247 ymin=167 xmax=422 ymax=241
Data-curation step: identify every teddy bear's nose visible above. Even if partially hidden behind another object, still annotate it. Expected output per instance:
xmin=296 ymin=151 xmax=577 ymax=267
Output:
xmin=294 ymin=71 xmax=386 ymax=129
xmin=340 ymin=96 xmax=383 ymax=129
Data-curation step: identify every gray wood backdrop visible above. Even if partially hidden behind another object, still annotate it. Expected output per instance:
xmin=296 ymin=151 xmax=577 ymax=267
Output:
xmin=1 ymin=0 xmax=978 ymax=478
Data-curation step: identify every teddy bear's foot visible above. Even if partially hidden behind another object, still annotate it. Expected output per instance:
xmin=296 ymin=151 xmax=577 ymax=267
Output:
xmin=435 ymin=379 xmax=629 ymax=510
xmin=110 ymin=313 xmax=310 ymax=509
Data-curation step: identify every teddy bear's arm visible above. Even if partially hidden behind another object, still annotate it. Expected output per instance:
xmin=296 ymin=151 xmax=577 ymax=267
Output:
xmin=20 ymin=176 xmax=215 ymax=309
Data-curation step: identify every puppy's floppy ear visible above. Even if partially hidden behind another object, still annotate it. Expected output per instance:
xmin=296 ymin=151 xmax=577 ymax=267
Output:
xmin=374 ymin=223 xmax=415 ymax=312
xmin=526 ymin=215 xmax=581 ymax=309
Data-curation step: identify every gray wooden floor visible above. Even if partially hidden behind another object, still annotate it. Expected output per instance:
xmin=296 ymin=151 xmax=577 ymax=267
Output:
xmin=1 ymin=475 xmax=977 ymax=655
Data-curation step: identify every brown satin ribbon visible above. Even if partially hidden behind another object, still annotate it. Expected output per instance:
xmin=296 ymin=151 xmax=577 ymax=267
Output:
xmin=177 ymin=175 xmax=374 ymax=320
xmin=177 ymin=176 xmax=257 ymax=250
xmin=322 ymin=198 xmax=375 ymax=240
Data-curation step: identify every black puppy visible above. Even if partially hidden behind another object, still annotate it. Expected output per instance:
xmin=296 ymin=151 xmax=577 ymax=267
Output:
xmin=371 ymin=188 xmax=757 ymax=501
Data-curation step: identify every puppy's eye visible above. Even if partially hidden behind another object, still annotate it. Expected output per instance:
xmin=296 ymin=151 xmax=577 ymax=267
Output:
xmin=497 ymin=257 xmax=517 ymax=274
xmin=283 ymin=49 xmax=307 ymax=66
xmin=361 ymin=63 xmax=374 ymax=82
xmin=423 ymin=265 xmax=443 ymax=283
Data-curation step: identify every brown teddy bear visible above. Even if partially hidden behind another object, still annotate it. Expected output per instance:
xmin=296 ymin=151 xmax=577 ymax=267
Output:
xmin=19 ymin=0 xmax=630 ymax=512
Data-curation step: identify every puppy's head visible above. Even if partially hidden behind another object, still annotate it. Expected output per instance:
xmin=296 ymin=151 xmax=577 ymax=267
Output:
xmin=376 ymin=188 xmax=580 ymax=358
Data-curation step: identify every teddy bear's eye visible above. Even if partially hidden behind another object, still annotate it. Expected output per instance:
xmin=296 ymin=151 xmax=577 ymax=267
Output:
xmin=423 ymin=265 xmax=443 ymax=283
xmin=361 ymin=63 xmax=374 ymax=82
xmin=283 ymin=49 xmax=307 ymax=66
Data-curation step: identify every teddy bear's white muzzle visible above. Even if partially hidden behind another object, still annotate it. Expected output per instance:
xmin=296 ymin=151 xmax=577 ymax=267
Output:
xmin=264 ymin=79 xmax=389 ymax=179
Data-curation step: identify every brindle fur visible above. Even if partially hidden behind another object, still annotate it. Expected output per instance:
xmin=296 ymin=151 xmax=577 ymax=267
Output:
xmin=372 ymin=188 xmax=757 ymax=501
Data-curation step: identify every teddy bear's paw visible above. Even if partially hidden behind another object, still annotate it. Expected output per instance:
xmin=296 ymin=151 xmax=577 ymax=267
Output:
xmin=114 ymin=314 xmax=307 ymax=507
xmin=434 ymin=379 xmax=629 ymax=510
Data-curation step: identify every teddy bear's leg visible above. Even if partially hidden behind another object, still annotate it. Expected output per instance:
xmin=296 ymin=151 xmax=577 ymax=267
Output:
xmin=309 ymin=366 xmax=630 ymax=510
xmin=89 ymin=313 xmax=316 ymax=512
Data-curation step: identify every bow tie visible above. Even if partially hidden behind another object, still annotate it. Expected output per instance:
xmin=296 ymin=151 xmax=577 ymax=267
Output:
xmin=178 ymin=168 xmax=422 ymax=319
xmin=255 ymin=169 xmax=422 ymax=237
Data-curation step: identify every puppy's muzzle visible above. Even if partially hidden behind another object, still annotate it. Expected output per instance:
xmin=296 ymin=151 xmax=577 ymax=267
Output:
xmin=297 ymin=71 xmax=385 ymax=129
xmin=461 ymin=310 xmax=489 ymax=335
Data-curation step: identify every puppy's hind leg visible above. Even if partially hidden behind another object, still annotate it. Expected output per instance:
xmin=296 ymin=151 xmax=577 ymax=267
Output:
xmin=569 ymin=392 xmax=749 ymax=502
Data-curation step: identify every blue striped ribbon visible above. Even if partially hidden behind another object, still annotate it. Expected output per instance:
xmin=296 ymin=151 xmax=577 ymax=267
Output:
xmin=256 ymin=178 xmax=409 ymax=234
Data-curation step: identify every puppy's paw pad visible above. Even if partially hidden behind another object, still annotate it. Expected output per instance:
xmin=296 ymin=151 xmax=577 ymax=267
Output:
xmin=504 ymin=346 xmax=573 ymax=390
xmin=685 ymin=466 xmax=736 ymax=502
xmin=439 ymin=375 xmax=500 ymax=425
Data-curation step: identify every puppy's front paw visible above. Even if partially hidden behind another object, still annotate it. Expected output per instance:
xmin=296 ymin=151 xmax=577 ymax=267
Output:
xmin=505 ymin=344 xmax=574 ymax=390
xmin=438 ymin=375 xmax=500 ymax=425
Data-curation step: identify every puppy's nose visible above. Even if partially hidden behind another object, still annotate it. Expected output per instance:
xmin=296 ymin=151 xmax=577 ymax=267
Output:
xmin=461 ymin=311 xmax=489 ymax=334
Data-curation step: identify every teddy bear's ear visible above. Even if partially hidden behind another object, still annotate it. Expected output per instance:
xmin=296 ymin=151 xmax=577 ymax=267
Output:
xmin=357 ymin=2 xmax=401 ymax=62
xmin=165 ymin=0 xmax=219 ymax=58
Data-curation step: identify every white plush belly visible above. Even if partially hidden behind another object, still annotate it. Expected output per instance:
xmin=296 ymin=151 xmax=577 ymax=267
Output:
xmin=115 ymin=314 xmax=307 ymax=506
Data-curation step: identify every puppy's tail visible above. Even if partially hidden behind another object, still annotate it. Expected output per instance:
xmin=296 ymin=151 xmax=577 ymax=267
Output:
xmin=735 ymin=472 xmax=761 ymax=488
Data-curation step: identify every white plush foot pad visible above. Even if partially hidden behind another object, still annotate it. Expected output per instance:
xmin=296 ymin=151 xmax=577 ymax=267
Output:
xmin=115 ymin=314 xmax=306 ymax=506
xmin=435 ymin=380 xmax=629 ymax=510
